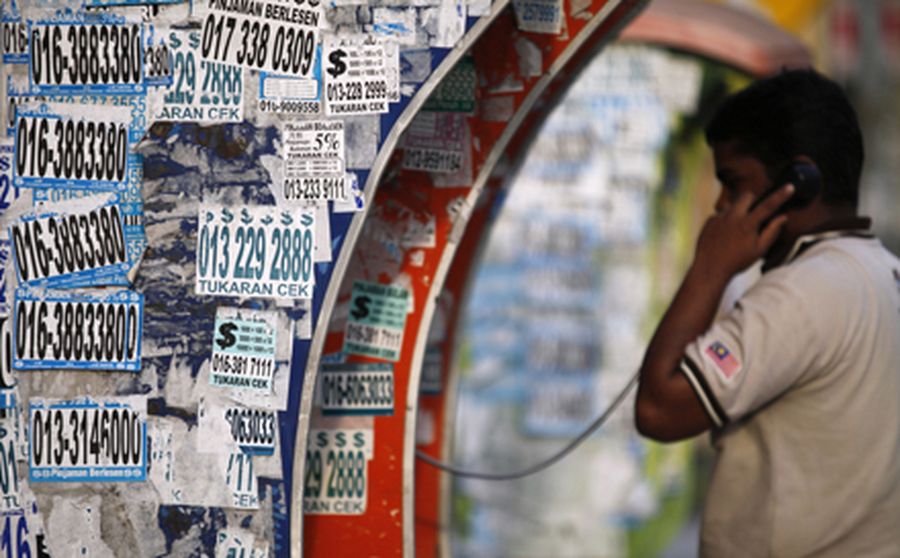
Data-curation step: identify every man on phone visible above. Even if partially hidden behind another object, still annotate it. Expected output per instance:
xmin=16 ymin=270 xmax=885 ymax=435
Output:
xmin=635 ymin=69 xmax=900 ymax=556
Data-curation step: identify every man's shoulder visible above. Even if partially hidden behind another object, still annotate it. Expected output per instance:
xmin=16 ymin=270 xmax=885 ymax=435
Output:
xmin=750 ymin=236 xmax=896 ymax=314
xmin=746 ymin=243 xmax=867 ymax=307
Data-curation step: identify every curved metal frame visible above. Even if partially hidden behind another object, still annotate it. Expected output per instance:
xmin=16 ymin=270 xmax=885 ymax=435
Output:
xmin=289 ymin=3 xmax=512 ymax=554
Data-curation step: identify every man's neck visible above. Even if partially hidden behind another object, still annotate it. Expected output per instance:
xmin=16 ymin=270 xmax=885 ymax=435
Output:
xmin=762 ymin=206 xmax=867 ymax=271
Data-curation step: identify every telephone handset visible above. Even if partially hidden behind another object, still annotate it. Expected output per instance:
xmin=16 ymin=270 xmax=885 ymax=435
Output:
xmin=752 ymin=162 xmax=822 ymax=213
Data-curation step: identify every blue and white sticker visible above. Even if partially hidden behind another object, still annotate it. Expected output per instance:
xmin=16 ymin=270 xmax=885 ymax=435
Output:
xmin=0 ymin=508 xmax=46 ymax=557
xmin=1 ymin=6 xmax=27 ymax=64
xmin=317 ymin=363 xmax=394 ymax=416
xmin=0 ymin=142 xmax=21 ymax=224
xmin=0 ymin=414 xmax=21 ymax=510
xmin=5 ymin=74 xmax=42 ymax=139
xmin=198 ymin=399 xmax=276 ymax=456
xmin=28 ymin=19 xmax=146 ymax=95
xmin=512 ymin=0 xmax=563 ymax=34
xmin=13 ymin=101 xmax=133 ymax=191
xmin=258 ymin=49 xmax=321 ymax=116
xmin=0 ymin=241 xmax=9 ymax=314
xmin=10 ymin=201 xmax=130 ymax=289
xmin=12 ymin=287 xmax=143 ymax=371
xmin=210 ymin=307 xmax=277 ymax=393
xmin=195 ymin=204 xmax=315 ymax=299
xmin=147 ymin=28 xmax=244 ymax=123
xmin=142 ymin=22 xmax=173 ymax=88
xmin=31 ymin=189 xmax=145 ymax=288
xmin=28 ymin=396 xmax=147 ymax=483
xmin=27 ymin=94 xmax=148 ymax=285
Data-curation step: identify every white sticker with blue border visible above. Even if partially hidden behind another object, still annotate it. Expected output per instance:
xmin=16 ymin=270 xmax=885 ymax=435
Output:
xmin=13 ymin=101 xmax=133 ymax=191
xmin=28 ymin=396 xmax=147 ymax=483
xmin=10 ymin=201 xmax=129 ymax=289
xmin=5 ymin=74 xmax=39 ymax=139
xmin=28 ymin=93 xmax=148 ymax=285
xmin=13 ymin=287 xmax=143 ymax=371
xmin=0 ymin=413 xmax=21 ymax=510
xmin=198 ymin=399 xmax=277 ymax=456
xmin=142 ymin=22 xmax=172 ymax=88
xmin=1 ymin=5 xmax=27 ymax=64
xmin=0 ymin=142 xmax=21 ymax=225
xmin=28 ymin=18 xmax=146 ymax=95
xmin=0 ymin=241 xmax=9 ymax=315
xmin=258 ymin=50 xmax=321 ymax=116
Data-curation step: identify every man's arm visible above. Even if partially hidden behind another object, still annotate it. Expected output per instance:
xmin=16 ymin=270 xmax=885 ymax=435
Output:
xmin=635 ymin=185 xmax=794 ymax=442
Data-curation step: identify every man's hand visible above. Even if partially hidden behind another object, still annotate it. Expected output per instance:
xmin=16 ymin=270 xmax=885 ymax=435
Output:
xmin=634 ymin=183 xmax=794 ymax=441
xmin=694 ymin=184 xmax=794 ymax=281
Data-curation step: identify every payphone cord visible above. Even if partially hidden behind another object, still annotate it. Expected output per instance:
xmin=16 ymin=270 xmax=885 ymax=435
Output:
xmin=415 ymin=370 xmax=639 ymax=480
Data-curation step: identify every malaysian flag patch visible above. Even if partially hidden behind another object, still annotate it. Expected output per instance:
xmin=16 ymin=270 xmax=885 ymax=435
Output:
xmin=705 ymin=341 xmax=741 ymax=380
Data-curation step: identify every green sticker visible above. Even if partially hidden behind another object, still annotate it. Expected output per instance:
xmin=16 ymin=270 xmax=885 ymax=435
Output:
xmin=343 ymin=281 xmax=409 ymax=361
xmin=423 ymin=57 xmax=475 ymax=113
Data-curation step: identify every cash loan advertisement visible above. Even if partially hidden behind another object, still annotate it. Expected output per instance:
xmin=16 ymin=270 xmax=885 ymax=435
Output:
xmin=323 ymin=35 xmax=399 ymax=116
xmin=195 ymin=204 xmax=315 ymax=299
xmin=343 ymin=281 xmax=409 ymax=361
xmin=196 ymin=0 xmax=322 ymax=78
xmin=210 ymin=307 xmax=277 ymax=393
xmin=147 ymin=28 xmax=245 ymax=123
xmin=282 ymin=120 xmax=347 ymax=203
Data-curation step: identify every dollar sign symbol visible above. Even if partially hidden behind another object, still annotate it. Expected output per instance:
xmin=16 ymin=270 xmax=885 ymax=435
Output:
xmin=216 ymin=322 xmax=238 ymax=349
xmin=351 ymin=296 xmax=370 ymax=320
xmin=327 ymin=48 xmax=347 ymax=79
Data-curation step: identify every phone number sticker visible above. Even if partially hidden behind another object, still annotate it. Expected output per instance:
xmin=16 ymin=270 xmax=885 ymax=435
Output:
xmin=343 ymin=280 xmax=408 ymax=361
xmin=402 ymin=112 xmax=467 ymax=174
xmin=0 ymin=415 xmax=21 ymax=510
xmin=0 ymin=142 xmax=21 ymax=222
xmin=2 ymin=11 xmax=27 ymax=64
xmin=282 ymin=119 xmax=344 ymax=188
xmin=210 ymin=307 xmax=277 ymax=393
xmin=303 ymin=428 xmax=372 ymax=515
xmin=195 ymin=204 xmax=315 ymax=299
xmin=28 ymin=20 xmax=145 ymax=95
xmin=13 ymin=288 xmax=143 ymax=371
xmin=28 ymin=396 xmax=147 ymax=483
xmin=317 ymin=363 xmax=394 ymax=416
xmin=258 ymin=67 xmax=321 ymax=116
xmin=142 ymin=23 xmax=172 ymax=88
xmin=196 ymin=0 xmax=321 ymax=78
xmin=323 ymin=35 xmax=398 ymax=116
xmin=11 ymin=202 xmax=129 ymax=288
xmin=198 ymin=400 xmax=276 ymax=456
xmin=13 ymin=102 xmax=133 ymax=190
xmin=148 ymin=29 xmax=244 ymax=123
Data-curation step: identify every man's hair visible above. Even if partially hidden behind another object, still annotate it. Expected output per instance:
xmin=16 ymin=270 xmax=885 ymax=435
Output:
xmin=705 ymin=68 xmax=864 ymax=207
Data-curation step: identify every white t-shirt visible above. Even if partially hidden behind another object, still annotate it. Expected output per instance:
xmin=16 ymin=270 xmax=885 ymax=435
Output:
xmin=680 ymin=230 xmax=900 ymax=557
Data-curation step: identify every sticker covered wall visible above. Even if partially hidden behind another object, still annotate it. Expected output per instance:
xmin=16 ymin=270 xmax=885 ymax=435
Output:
xmin=0 ymin=0 xmax=652 ymax=556
xmin=0 ymin=0 xmax=512 ymax=555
